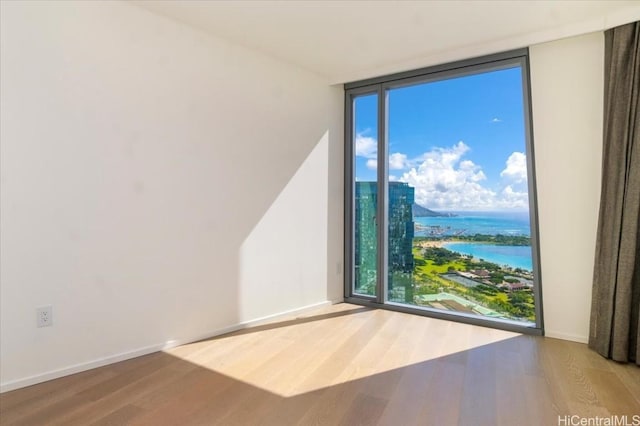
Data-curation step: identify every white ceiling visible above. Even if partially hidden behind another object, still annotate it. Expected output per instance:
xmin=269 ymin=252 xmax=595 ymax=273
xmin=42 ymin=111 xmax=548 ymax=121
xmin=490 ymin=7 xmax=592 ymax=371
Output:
xmin=131 ymin=1 xmax=640 ymax=84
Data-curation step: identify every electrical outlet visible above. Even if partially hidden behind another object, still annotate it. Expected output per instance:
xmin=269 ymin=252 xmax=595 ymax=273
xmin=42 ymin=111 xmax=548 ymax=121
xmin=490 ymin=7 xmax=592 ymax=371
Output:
xmin=37 ymin=306 xmax=53 ymax=328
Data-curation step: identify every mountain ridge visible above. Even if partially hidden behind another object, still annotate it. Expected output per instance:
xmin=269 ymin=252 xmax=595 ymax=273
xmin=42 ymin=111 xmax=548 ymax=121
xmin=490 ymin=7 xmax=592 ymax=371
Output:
xmin=412 ymin=203 xmax=457 ymax=217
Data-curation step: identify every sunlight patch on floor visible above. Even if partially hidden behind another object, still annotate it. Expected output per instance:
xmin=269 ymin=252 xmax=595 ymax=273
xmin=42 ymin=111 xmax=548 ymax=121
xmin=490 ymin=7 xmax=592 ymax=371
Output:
xmin=164 ymin=304 xmax=521 ymax=397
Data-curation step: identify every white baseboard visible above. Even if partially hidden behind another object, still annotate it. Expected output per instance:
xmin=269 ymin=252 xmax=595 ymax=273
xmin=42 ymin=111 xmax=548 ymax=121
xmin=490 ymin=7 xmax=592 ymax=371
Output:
xmin=159 ymin=300 xmax=334 ymax=349
xmin=0 ymin=343 xmax=167 ymax=394
xmin=0 ymin=300 xmax=333 ymax=393
xmin=544 ymin=330 xmax=589 ymax=344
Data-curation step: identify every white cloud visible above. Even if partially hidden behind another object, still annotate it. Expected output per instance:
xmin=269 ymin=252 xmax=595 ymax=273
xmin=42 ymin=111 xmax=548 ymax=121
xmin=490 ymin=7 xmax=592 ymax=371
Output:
xmin=496 ymin=185 xmax=529 ymax=210
xmin=491 ymin=117 xmax=502 ymax=123
xmin=357 ymin=140 xmax=529 ymax=211
xmin=355 ymin=134 xmax=377 ymax=159
xmin=393 ymin=141 xmax=530 ymax=211
xmin=500 ymin=152 xmax=528 ymax=183
xmin=355 ymin=137 xmax=410 ymax=172
xmin=389 ymin=152 xmax=408 ymax=170
xmin=398 ymin=141 xmax=496 ymax=210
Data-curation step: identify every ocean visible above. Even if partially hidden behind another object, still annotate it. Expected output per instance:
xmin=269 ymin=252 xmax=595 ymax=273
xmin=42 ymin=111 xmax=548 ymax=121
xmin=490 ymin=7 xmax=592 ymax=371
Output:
xmin=442 ymin=242 xmax=533 ymax=271
xmin=414 ymin=211 xmax=531 ymax=237
xmin=415 ymin=211 xmax=534 ymax=271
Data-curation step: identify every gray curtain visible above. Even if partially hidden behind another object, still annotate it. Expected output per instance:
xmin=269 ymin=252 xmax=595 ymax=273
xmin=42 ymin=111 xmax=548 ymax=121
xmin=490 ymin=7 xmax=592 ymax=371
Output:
xmin=589 ymin=21 xmax=640 ymax=364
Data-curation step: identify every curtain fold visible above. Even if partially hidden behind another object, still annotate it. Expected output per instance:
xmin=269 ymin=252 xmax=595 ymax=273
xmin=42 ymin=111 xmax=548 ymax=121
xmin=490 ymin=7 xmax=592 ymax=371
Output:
xmin=589 ymin=21 xmax=640 ymax=364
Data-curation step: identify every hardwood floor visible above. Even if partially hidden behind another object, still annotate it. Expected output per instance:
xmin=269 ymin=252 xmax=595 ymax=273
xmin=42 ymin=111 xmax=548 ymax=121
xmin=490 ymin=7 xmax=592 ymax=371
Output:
xmin=1 ymin=303 xmax=639 ymax=425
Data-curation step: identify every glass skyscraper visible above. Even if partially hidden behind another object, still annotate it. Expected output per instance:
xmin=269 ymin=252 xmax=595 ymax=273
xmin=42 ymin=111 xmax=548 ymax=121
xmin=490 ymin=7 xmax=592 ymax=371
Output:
xmin=355 ymin=181 xmax=415 ymax=301
xmin=354 ymin=182 xmax=377 ymax=296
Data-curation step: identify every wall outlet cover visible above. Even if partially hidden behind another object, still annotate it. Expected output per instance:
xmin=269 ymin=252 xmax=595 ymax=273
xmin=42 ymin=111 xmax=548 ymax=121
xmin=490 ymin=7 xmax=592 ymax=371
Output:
xmin=37 ymin=306 xmax=53 ymax=328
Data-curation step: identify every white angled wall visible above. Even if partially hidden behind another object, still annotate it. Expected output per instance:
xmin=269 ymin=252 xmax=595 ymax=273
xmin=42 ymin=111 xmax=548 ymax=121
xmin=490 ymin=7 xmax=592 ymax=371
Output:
xmin=0 ymin=1 xmax=343 ymax=391
xmin=530 ymin=32 xmax=604 ymax=343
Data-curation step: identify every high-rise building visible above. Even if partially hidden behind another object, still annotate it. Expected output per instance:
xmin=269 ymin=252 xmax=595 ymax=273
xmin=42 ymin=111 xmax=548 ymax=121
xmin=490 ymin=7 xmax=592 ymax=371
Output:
xmin=354 ymin=182 xmax=377 ymax=296
xmin=388 ymin=181 xmax=415 ymax=273
xmin=355 ymin=181 xmax=415 ymax=301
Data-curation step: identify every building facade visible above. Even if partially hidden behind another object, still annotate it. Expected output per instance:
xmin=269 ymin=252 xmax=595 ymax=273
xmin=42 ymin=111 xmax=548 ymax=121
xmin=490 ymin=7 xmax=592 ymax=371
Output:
xmin=354 ymin=181 xmax=415 ymax=301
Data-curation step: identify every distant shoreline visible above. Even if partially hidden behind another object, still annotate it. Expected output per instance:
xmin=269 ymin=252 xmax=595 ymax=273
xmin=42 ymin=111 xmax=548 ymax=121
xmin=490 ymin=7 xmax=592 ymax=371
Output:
xmin=416 ymin=240 xmax=449 ymax=248
xmin=415 ymin=233 xmax=531 ymax=247
xmin=415 ymin=239 xmax=534 ymax=273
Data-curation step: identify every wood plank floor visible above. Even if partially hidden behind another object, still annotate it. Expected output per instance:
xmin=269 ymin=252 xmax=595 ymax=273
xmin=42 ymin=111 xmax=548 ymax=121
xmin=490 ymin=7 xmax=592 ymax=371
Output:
xmin=1 ymin=303 xmax=639 ymax=425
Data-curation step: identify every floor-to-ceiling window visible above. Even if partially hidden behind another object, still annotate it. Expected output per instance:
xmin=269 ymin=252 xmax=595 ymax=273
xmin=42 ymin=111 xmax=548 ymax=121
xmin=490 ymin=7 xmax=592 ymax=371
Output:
xmin=345 ymin=49 xmax=543 ymax=334
xmin=352 ymin=93 xmax=379 ymax=298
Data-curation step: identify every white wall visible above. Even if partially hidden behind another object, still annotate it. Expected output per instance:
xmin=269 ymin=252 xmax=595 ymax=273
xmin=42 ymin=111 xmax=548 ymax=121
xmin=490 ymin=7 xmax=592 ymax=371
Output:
xmin=530 ymin=32 xmax=604 ymax=343
xmin=0 ymin=1 xmax=343 ymax=391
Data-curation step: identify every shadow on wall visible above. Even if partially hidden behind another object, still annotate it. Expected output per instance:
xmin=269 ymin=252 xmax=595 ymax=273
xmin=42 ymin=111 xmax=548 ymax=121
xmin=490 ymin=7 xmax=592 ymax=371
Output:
xmin=238 ymin=130 xmax=341 ymax=322
xmin=326 ymin=90 xmax=345 ymax=304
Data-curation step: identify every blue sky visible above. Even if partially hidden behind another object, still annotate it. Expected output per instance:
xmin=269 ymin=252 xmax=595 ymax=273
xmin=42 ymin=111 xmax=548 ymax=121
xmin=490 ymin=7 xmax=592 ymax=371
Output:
xmin=354 ymin=66 xmax=530 ymax=211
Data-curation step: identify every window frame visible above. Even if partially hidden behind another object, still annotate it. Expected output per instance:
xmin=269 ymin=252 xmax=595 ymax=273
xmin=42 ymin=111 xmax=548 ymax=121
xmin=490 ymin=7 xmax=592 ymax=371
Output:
xmin=344 ymin=48 xmax=544 ymax=335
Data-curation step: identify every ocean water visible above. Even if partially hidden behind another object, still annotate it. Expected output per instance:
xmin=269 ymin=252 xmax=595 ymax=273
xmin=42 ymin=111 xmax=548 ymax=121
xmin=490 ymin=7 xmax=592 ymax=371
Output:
xmin=443 ymin=242 xmax=533 ymax=271
xmin=414 ymin=211 xmax=531 ymax=237
xmin=415 ymin=211 xmax=534 ymax=271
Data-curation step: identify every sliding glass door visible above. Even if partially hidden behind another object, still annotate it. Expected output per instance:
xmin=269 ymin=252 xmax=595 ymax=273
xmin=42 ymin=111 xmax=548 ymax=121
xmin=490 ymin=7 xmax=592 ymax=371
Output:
xmin=345 ymin=50 xmax=543 ymax=334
